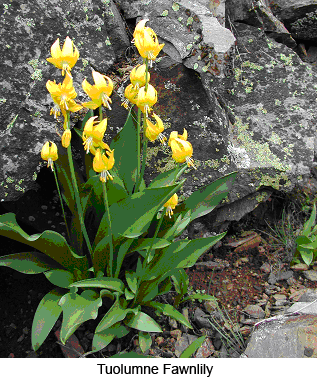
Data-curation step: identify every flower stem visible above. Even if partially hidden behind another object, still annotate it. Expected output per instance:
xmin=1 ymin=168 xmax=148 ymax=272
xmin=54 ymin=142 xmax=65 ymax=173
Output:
xmin=144 ymin=209 xmax=165 ymax=264
xmin=64 ymin=112 xmax=94 ymax=271
xmin=135 ymin=107 xmax=141 ymax=193
xmin=99 ymin=106 xmax=103 ymax=122
xmin=102 ymin=181 xmax=114 ymax=277
xmin=53 ymin=165 xmax=71 ymax=243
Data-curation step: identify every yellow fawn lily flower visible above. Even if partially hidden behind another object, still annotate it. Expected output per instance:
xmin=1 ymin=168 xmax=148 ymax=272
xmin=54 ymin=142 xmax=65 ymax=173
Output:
xmin=133 ymin=20 xmax=164 ymax=64
xmin=41 ymin=141 xmax=58 ymax=171
xmin=164 ymin=193 xmax=178 ymax=218
xmin=82 ymin=116 xmax=110 ymax=154
xmin=93 ymin=148 xmax=115 ymax=182
xmin=46 ymin=75 xmax=82 ymax=117
xmin=136 ymin=84 xmax=157 ymax=117
xmin=122 ymin=83 xmax=139 ymax=109
xmin=168 ymin=129 xmax=196 ymax=168
xmin=61 ymin=129 xmax=72 ymax=148
xmin=47 ymin=36 xmax=79 ymax=76
xmin=82 ymin=71 xmax=113 ymax=110
xmin=130 ymin=64 xmax=150 ymax=89
xmin=145 ymin=113 xmax=166 ymax=145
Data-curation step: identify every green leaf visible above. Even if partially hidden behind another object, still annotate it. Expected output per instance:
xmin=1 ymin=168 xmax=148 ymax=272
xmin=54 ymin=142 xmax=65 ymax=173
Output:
xmin=179 ymin=172 xmax=237 ymax=222
xmin=110 ymin=109 xmax=138 ymax=194
xmin=144 ymin=234 xmax=226 ymax=280
xmin=163 ymin=210 xmax=191 ymax=240
xmin=92 ymin=322 xmax=130 ymax=352
xmin=70 ymin=277 xmax=125 ymax=293
xmin=128 ymin=238 xmax=171 ymax=254
xmin=44 ymin=269 xmax=76 ymax=288
xmin=94 ymin=182 xmax=184 ymax=244
xmin=147 ymin=164 xmax=187 ymax=189
xmin=96 ymin=296 xmax=128 ymax=333
xmin=171 ymin=268 xmax=189 ymax=296
xmin=297 ymin=247 xmax=313 ymax=266
xmin=145 ymin=301 xmax=192 ymax=329
xmin=110 ymin=351 xmax=150 ymax=358
xmin=32 ymin=288 xmax=67 ymax=351
xmin=109 ymin=182 xmax=185 ymax=239
xmin=91 ymin=234 xmax=112 ymax=274
xmin=125 ymin=311 xmax=162 ymax=332
xmin=114 ymin=238 xmax=134 ymax=278
xmin=139 ymin=331 xmax=152 ymax=353
xmin=0 ymin=213 xmax=88 ymax=273
xmin=0 ymin=252 xmax=64 ymax=274
xmin=303 ymin=203 xmax=316 ymax=236
xmin=58 ymin=292 xmax=102 ymax=345
xmin=126 ymin=271 xmax=138 ymax=293
xmin=179 ymin=335 xmax=206 ymax=358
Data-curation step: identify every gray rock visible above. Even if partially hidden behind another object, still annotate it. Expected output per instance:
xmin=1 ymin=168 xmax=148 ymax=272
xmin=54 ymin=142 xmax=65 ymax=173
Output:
xmin=194 ymin=307 xmax=215 ymax=329
xmin=303 ymin=270 xmax=317 ymax=282
xmin=243 ymin=305 xmax=265 ymax=319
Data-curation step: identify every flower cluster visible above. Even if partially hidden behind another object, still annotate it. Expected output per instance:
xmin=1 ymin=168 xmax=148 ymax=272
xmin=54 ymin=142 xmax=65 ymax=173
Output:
xmin=42 ymin=36 xmax=115 ymax=182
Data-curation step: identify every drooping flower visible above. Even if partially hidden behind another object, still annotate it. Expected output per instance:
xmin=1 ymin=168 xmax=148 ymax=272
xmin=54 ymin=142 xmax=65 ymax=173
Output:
xmin=144 ymin=113 xmax=166 ymax=145
xmin=122 ymin=84 xmax=139 ymax=109
xmin=136 ymin=84 xmax=157 ymax=117
xmin=130 ymin=64 xmax=150 ymax=89
xmin=46 ymin=75 xmax=82 ymax=117
xmin=82 ymin=116 xmax=110 ymax=154
xmin=93 ymin=148 xmax=115 ymax=182
xmin=133 ymin=20 xmax=164 ymax=64
xmin=41 ymin=141 xmax=58 ymax=171
xmin=164 ymin=193 xmax=178 ymax=218
xmin=82 ymin=71 xmax=113 ymax=110
xmin=47 ymin=36 xmax=79 ymax=76
xmin=61 ymin=129 xmax=72 ymax=148
xmin=168 ymin=129 xmax=196 ymax=168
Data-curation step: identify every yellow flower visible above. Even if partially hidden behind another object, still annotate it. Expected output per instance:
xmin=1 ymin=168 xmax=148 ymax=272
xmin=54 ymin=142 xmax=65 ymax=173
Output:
xmin=144 ymin=113 xmax=166 ymax=144
xmin=164 ymin=193 xmax=178 ymax=218
xmin=130 ymin=64 xmax=149 ymax=89
xmin=133 ymin=20 xmax=164 ymax=63
xmin=136 ymin=84 xmax=157 ymax=116
xmin=168 ymin=129 xmax=196 ymax=168
xmin=47 ymin=36 xmax=79 ymax=76
xmin=62 ymin=129 xmax=71 ymax=148
xmin=82 ymin=71 xmax=113 ymax=110
xmin=122 ymin=83 xmax=139 ymax=109
xmin=93 ymin=148 xmax=115 ymax=182
xmin=46 ymin=75 xmax=82 ymax=117
xmin=41 ymin=141 xmax=58 ymax=171
xmin=82 ymin=116 xmax=110 ymax=154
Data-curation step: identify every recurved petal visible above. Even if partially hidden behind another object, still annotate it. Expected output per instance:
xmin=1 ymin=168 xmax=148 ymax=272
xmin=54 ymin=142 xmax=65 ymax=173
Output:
xmin=93 ymin=118 xmax=108 ymax=140
xmin=50 ymin=38 xmax=61 ymax=58
xmin=84 ymin=116 xmax=98 ymax=134
xmin=41 ymin=141 xmax=50 ymax=160
xmin=82 ymin=100 xmax=100 ymax=110
xmin=93 ymin=149 xmax=105 ymax=172
xmin=62 ymin=36 xmax=74 ymax=57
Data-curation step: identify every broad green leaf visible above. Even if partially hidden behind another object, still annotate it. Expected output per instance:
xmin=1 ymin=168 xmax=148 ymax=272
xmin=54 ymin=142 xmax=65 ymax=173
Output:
xmin=297 ymin=247 xmax=313 ymax=266
xmin=296 ymin=235 xmax=311 ymax=247
xmin=163 ymin=210 xmax=191 ymax=240
xmin=124 ymin=311 xmax=162 ymax=332
xmin=110 ymin=352 xmax=150 ymax=358
xmin=139 ymin=331 xmax=152 ymax=353
xmin=95 ymin=182 xmax=184 ymax=243
xmin=125 ymin=288 xmax=135 ymax=300
xmin=0 ymin=252 xmax=64 ymax=274
xmin=147 ymin=164 xmax=187 ymax=189
xmin=114 ymin=238 xmax=134 ymax=278
xmin=145 ymin=301 xmax=192 ymax=329
xmin=143 ymin=234 xmax=226 ymax=280
xmin=92 ymin=234 xmax=111 ymax=274
xmin=96 ymin=296 xmax=129 ymax=333
xmin=126 ymin=271 xmax=138 ymax=293
xmin=92 ymin=322 xmax=130 ymax=351
xmin=158 ymin=276 xmax=172 ymax=295
xmin=111 ymin=182 xmax=185 ymax=238
xmin=58 ymin=292 xmax=102 ymax=345
xmin=0 ymin=213 xmax=88 ymax=273
xmin=32 ymin=288 xmax=67 ymax=351
xmin=44 ymin=269 xmax=76 ymax=288
xmin=301 ymin=236 xmax=317 ymax=250
xmin=178 ymin=172 xmax=238 ymax=222
xmin=179 ymin=335 xmax=206 ymax=358
xmin=110 ymin=109 xmax=138 ymax=194
xmin=128 ymin=238 xmax=171 ymax=254
xmin=70 ymin=277 xmax=125 ymax=293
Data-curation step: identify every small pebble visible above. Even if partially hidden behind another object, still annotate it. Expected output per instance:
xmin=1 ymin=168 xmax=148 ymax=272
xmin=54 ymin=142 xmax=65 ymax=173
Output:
xmin=41 ymin=205 xmax=48 ymax=210
xmin=28 ymin=216 xmax=35 ymax=222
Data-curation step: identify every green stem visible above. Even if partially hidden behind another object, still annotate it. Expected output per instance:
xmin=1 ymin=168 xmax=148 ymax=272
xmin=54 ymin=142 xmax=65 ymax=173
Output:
xmin=134 ymin=107 xmax=141 ymax=193
xmin=99 ymin=106 xmax=103 ymax=122
xmin=144 ymin=209 xmax=165 ymax=265
xmin=53 ymin=165 xmax=71 ymax=243
xmin=64 ymin=112 xmax=94 ymax=271
xmin=102 ymin=181 xmax=114 ymax=277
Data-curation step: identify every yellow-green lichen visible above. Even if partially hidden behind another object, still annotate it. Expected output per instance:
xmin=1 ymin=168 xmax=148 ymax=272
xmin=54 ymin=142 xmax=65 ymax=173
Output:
xmin=256 ymin=192 xmax=268 ymax=203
